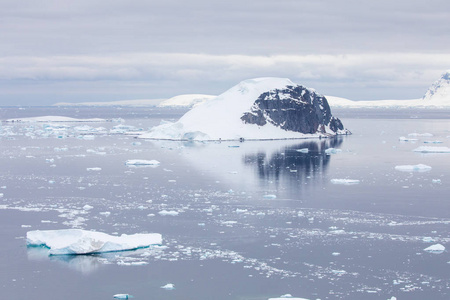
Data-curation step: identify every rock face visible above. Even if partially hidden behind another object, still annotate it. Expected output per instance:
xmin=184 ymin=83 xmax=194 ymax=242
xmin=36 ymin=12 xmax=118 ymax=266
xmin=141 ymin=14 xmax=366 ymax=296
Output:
xmin=241 ymin=85 xmax=345 ymax=134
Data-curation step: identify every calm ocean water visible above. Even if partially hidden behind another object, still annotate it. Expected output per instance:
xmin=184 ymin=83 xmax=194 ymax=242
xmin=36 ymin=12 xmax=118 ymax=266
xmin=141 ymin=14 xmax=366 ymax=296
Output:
xmin=0 ymin=106 xmax=449 ymax=300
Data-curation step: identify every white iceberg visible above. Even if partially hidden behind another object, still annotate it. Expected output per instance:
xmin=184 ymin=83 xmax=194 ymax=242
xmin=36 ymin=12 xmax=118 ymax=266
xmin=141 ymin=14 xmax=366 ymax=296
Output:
xmin=26 ymin=229 xmax=162 ymax=255
xmin=158 ymin=210 xmax=179 ymax=216
xmin=325 ymin=148 xmax=342 ymax=155
xmin=330 ymin=179 xmax=360 ymax=185
xmin=296 ymin=148 xmax=309 ymax=153
xmin=413 ymin=146 xmax=450 ymax=153
xmin=423 ymin=244 xmax=445 ymax=254
xmin=394 ymin=164 xmax=432 ymax=172
xmin=125 ymin=159 xmax=160 ymax=166
xmin=268 ymin=295 xmax=309 ymax=300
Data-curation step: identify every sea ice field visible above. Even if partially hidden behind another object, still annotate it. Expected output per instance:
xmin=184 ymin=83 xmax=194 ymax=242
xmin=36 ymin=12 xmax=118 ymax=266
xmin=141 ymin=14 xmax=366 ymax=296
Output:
xmin=0 ymin=106 xmax=449 ymax=300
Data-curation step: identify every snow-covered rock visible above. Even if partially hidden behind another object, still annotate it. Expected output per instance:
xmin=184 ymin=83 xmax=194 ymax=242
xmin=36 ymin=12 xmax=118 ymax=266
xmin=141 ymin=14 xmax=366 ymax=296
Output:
xmin=26 ymin=229 xmax=162 ymax=255
xmin=140 ymin=78 xmax=349 ymax=141
xmin=422 ymin=70 xmax=450 ymax=105
xmin=158 ymin=94 xmax=216 ymax=108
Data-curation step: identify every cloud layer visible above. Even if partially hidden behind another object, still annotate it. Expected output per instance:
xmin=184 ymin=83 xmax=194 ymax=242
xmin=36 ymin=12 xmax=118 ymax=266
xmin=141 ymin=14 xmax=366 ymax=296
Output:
xmin=1 ymin=0 xmax=449 ymax=105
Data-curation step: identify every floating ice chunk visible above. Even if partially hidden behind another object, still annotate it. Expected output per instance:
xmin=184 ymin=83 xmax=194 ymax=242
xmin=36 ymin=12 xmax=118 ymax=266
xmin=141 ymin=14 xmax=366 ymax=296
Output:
xmin=422 ymin=237 xmax=435 ymax=243
xmin=413 ymin=146 xmax=450 ymax=153
xmin=325 ymin=148 xmax=342 ymax=155
xmin=161 ymin=283 xmax=175 ymax=290
xmin=424 ymin=140 xmax=443 ymax=144
xmin=399 ymin=136 xmax=418 ymax=142
xmin=86 ymin=167 xmax=102 ymax=171
xmin=330 ymin=179 xmax=360 ymax=185
xmin=394 ymin=164 xmax=432 ymax=172
xmin=263 ymin=194 xmax=277 ymax=199
xmin=125 ymin=159 xmax=160 ymax=166
xmin=26 ymin=229 xmax=162 ymax=255
xmin=235 ymin=208 xmax=248 ymax=213
xmin=99 ymin=211 xmax=111 ymax=216
xmin=113 ymin=294 xmax=131 ymax=299
xmin=432 ymin=179 xmax=441 ymax=183
xmin=423 ymin=244 xmax=445 ymax=254
xmin=408 ymin=132 xmax=433 ymax=137
xmin=296 ymin=148 xmax=309 ymax=153
xmin=83 ymin=205 xmax=94 ymax=210
xmin=158 ymin=210 xmax=179 ymax=216
xmin=332 ymin=252 xmax=341 ymax=256
xmin=268 ymin=295 xmax=309 ymax=300
xmin=388 ymin=297 xmax=397 ymax=300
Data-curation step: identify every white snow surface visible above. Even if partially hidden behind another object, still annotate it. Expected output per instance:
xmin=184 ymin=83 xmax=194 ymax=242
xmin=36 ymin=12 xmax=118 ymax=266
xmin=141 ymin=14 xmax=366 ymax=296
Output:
xmin=5 ymin=116 xmax=106 ymax=122
xmin=326 ymin=71 xmax=450 ymax=108
xmin=158 ymin=94 xmax=216 ymax=108
xmin=394 ymin=164 xmax=432 ymax=172
xmin=139 ymin=78 xmax=338 ymax=141
xmin=26 ymin=229 xmax=162 ymax=255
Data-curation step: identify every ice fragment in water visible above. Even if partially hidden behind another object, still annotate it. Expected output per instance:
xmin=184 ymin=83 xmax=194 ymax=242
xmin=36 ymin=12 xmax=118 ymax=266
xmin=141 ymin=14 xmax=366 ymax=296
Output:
xmin=399 ymin=136 xmax=418 ymax=142
xmin=125 ymin=159 xmax=160 ymax=165
xmin=394 ymin=164 xmax=431 ymax=172
xmin=158 ymin=210 xmax=179 ymax=216
xmin=268 ymin=295 xmax=309 ymax=300
xmin=413 ymin=146 xmax=450 ymax=153
xmin=161 ymin=283 xmax=175 ymax=290
xmin=296 ymin=148 xmax=309 ymax=153
xmin=263 ymin=194 xmax=277 ymax=199
xmin=423 ymin=244 xmax=445 ymax=254
xmin=86 ymin=167 xmax=101 ymax=171
xmin=330 ymin=179 xmax=360 ymax=185
xmin=325 ymin=148 xmax=342 ymax=155
xmin=26 ymin=229 xmax=162 ymax=255
xmin=113 ymin=294 xmax=131 ymax=299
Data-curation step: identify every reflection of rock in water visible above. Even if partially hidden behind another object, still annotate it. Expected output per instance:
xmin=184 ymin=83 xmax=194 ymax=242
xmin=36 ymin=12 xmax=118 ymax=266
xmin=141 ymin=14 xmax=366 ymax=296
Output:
xmin=243 ymin=138 xmax=344 ymax=183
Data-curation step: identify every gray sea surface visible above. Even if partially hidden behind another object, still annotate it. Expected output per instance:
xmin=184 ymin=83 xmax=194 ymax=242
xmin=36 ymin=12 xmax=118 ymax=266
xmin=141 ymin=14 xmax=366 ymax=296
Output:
xmin=0 ymin=106 xmax=449 ymax=300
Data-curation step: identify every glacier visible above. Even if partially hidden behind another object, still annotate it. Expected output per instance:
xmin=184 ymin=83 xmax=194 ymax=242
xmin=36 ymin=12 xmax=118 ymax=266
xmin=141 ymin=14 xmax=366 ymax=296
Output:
xmin=26 ymin=229 xmax=162 ymax=255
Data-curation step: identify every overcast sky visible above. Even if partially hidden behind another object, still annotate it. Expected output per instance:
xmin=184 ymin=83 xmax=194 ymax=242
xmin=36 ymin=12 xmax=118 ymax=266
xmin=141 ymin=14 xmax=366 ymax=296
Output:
xmin=1 ymin=0 xmax=450 ymax=106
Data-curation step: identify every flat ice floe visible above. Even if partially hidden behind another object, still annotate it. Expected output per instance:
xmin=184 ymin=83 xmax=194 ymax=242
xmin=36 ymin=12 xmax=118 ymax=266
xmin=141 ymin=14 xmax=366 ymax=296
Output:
xmin=394 ymin=164 xmax=432 ymax=172
xmin=268 ymin=295 xmax=309 ymax=300
xmin=26 ymin=229 xmax=162 ymax=255
xmin=413 ymin=146 xmax=450 ymax=153
xmin=423 ymin=244 xmax=445 ymax=254
xmin=330 ymin=179 xmax=360 ymax=185
xmin=125 ymin=159 xmax=160 ymax=166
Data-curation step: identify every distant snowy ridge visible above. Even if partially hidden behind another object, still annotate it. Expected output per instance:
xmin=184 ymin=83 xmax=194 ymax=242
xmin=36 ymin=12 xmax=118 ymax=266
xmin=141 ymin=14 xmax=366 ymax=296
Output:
xmin=5 ymin=116 xmax=106 ymax=122
xmin=327 ymin=70 xmax=450 ymax=108
xmin=158 ymin=94 xmax=216 ymax=108
xmin=53 ymin=98 xmax=164 ymax=107
xmin=139 ymin=77 xmax=349 ymax=141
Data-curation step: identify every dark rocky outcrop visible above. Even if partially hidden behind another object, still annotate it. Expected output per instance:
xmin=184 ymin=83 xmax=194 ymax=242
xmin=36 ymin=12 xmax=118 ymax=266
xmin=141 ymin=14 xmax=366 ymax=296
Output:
xmin=241 ymin=85 xmax=348 ymax=135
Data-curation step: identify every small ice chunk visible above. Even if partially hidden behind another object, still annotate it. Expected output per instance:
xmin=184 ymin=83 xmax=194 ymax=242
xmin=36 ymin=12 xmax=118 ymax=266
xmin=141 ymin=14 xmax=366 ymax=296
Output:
xmin=263 ymin=194 xmax=277 ymax=199
xmin=325 ymin=148 xmax=342 ymax=155
xmin=422 ymin=237 xmax=435 ymax=243
xmin=268 ymin=295 xmax=309 ymax=300
xmin=99 ymin=211 xmax=111 ymax=216
xmin=83 ymin=205 xmax=94 ymax=210
xmin=158 ymin=210 xmax=179 ymax=216
xmin=113 ymin=294 xmax=131 ymax=299
xmin=399 ymin=136 xmax=418 ymax=142
xmin=161 ymin=283 xmax=175 ymax=290
xmin=432 ymin=179 xmax=441 ymax=183
xmin=330 ymin=179 xmax=360 ymax=185
xmin=423 ymin=244 xmax=445 ymax=254
xmin=424 ymin=140 xmax=442 ymax=144
xmin=394 ymin=164 xmax=431 ymax=172
xmin=86 ymin=167 xmax=102 ymax=171
xmin=332 ymin=252 xmax=341 ymax=256
xmin=408 ymin=132 xmax=433 ymax=137
xmin=413 ymin=146 xmax=450 ymax=153
xmin=296 ymin=148 xmax=309 ymax=153
xmin=125 ymin=159 xmax=160 ymax=166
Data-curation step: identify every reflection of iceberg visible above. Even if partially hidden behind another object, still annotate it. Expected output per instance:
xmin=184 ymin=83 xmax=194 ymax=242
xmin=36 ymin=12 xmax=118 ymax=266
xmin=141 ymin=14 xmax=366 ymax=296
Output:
xmin=243 ymin=138 xmax=343 ymax=183
xmin=27 ymin=229 xmax=162 ymax=255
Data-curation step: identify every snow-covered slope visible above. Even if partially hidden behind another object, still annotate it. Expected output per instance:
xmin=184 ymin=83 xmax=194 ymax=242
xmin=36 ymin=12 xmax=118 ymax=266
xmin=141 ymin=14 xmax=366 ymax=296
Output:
xmin=158 ymin=94 xmax=216 ymax=108
xmin=139 ymin=78 xmax=348 ymax=141
xmin=422 ymin=70 xmax=450 ymax=105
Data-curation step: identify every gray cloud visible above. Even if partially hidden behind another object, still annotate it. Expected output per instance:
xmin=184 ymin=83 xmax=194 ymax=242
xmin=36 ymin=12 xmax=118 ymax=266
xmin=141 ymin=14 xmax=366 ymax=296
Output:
xmin=0 ymin=0 xmax=449 ymax=105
